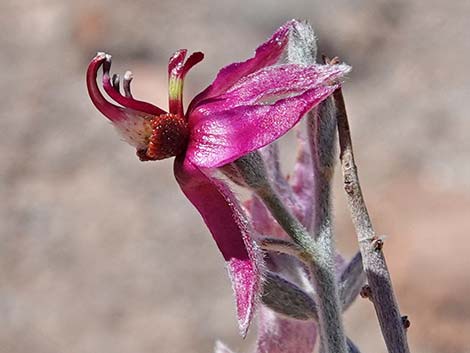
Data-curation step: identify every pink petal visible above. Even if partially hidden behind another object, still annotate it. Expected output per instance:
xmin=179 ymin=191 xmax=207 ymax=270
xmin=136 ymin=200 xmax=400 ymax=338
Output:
xmin=244 ymin=196 xmax=282 ymax=238
xmin=290 ymin=131 xmax=315 ymax=229
xmin=258 ymin=143 xmax=304 ymax=223
xmin=187 ymin=84 xmax=339 ymax=169
xmin=187 ymin=20 xmax=297 ymax=113
xmin=217 ymin=64 xmax=351 ymax=108
xmin=256 ymin=306 xmax=317 ymax=353
xmin=173 ymin=156 xmax=261 ymax=336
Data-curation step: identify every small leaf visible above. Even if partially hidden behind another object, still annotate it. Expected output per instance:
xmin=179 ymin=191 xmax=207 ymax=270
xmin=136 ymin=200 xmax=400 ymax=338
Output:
xmin=339 ymin=251 xmax=366 ymax=311
xmin=262 ymin=271 xmax=317 ymax=320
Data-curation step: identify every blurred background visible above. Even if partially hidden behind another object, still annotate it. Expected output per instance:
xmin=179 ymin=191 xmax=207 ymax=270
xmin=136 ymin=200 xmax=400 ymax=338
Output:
xmin=1 ymin=0 xmax=469 ymax=352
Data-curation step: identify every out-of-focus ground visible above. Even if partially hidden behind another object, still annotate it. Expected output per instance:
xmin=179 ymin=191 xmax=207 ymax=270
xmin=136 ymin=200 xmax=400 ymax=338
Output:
xmin=1 ymin=1 xmax=469 ymax=352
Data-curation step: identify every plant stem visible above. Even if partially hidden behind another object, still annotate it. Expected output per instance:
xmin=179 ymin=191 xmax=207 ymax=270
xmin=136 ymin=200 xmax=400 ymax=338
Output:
xmin=256 ymin=185 xmax=348 ymax=353
xmin=334 ymin=87 xmax=411 ymax=353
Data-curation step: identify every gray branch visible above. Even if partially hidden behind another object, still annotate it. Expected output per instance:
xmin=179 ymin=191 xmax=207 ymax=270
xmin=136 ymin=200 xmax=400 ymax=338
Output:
xmin=334 ymin=87 xmax=411 ymax=353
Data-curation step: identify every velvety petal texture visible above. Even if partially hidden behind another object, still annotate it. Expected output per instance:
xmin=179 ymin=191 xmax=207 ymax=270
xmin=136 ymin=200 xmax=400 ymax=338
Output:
xmin=216 ymin=64 xmax=350 ymax=108
xmin=187 ymin=81 xmax=344 ymax=168
xmin=173 ymin=157 xmax=261 ymax=336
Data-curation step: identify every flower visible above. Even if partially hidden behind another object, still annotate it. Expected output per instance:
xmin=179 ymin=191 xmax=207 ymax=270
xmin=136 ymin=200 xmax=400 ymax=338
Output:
xmin=86 ymin=19 xmax=350 ymax=335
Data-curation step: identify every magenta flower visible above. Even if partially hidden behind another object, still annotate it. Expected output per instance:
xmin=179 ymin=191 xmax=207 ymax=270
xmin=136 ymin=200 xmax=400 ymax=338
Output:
xmin=86 ymin=20 xmax=350 ymax=335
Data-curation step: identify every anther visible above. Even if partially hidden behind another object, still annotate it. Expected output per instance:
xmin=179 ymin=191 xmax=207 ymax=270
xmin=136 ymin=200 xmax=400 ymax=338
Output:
xmin=112 ymin=74 xmax=120 ymax=91
xmin=123 ymin=71 xmax=133 ymax=98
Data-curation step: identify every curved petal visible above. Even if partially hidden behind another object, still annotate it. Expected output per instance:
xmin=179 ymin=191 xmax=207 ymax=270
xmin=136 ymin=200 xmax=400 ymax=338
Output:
xmin=216 ymin=63 xmax=351 ymax=109
xmin=187 ymin=84 xmax=339 ymax=169
xmin=187 ymin=20 xmax=297 ymax=113
xmin=173 ymin=156 xmax=262 ymax=336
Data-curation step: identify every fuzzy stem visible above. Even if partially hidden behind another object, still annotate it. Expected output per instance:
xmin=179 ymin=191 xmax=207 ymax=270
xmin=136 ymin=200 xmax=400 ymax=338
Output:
xmin=256 ymin=185 xmax=348 ymax=353
xmin=307 ymin=87 xmax=346 ymax=353
xmin=286 ymin=22 xmax=348 ymax=352
xmin=334 ymin=87 xmax=411 ymax=353
xmin=307 ymin=97 xmax=336 ymax=244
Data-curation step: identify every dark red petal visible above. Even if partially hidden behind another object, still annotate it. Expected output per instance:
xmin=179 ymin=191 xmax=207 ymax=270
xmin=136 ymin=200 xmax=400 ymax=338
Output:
xmin=174 ymin=157 xmax=261 ymax=336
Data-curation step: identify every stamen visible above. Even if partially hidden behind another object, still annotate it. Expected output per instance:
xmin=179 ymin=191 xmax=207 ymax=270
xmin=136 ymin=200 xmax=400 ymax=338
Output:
xmin=112 ymin=74 xmax=120 ymax=91
xmin=86 ymin=52 xmax=125 ymax=122
xmin=123 ymin=71 xmax=133 ymax=98
xmin=102 ymin=55 xmax=167 ymax=116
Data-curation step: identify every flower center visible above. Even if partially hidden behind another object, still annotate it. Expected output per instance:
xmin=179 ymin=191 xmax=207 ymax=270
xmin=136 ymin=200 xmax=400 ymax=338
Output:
xmin=137 ymin=113 xmax=189 ymax=161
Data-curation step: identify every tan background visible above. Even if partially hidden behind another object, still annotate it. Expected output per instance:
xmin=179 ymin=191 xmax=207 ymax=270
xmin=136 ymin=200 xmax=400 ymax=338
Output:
xmin=1 ymin=0 xmax=469 ymax=352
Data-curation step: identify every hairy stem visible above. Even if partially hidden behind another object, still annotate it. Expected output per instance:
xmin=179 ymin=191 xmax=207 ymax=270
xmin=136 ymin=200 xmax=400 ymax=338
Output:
xmin=256 ymin=185 xmax=348 ymax=353
xmin=307 ymin=97 xmax=336 ymax=244
xmin=334 ymin=87 xmax=411 ymax=353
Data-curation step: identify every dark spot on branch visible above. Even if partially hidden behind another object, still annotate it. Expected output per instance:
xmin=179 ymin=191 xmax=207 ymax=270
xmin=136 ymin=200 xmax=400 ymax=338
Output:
xmin=360 ymin=285 xmax=373 ymax=301
xmin=372 ymin=236 xmax=384 ymax=251
xmin=402 ymin=316 xmax=411 ymax=329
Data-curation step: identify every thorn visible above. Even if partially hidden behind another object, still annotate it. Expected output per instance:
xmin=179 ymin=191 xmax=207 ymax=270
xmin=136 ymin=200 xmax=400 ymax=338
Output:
xmin=402 ymin=315 xmax=411 ymax=329
xmin=321 ymin=54 xmax=341 ymax=65
xmin=344 ymin=180 xmax=354 ymax=195
xmin=372 ymin=235 xmax=385 ymax=251
xmin=360 ymin=285 xmax=372 ymax=301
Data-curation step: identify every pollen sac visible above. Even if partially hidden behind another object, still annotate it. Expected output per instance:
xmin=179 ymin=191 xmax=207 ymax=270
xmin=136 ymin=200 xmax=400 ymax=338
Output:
xmin=138 ymin=114 xmax=189 ymax=161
